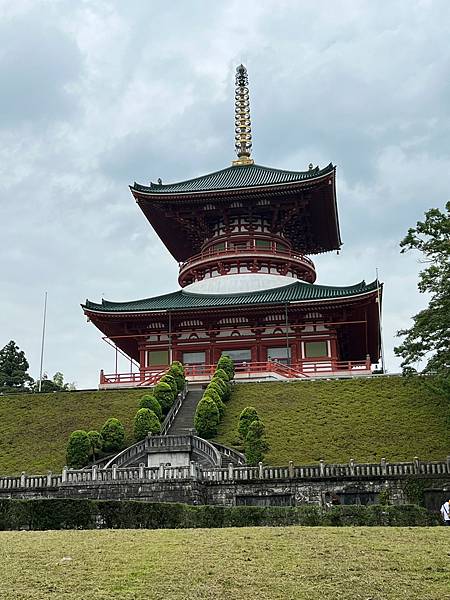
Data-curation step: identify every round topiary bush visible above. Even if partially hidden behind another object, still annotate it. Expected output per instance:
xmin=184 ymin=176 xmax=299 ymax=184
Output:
xmin=214 ymin=367 xmax=229 ymax=382
xmin=160 ymin=373 xmax=178 ymax=397
xmin=66 ymin=430 xmax=91 ymax=468
xmin=139 ymin=393 xmax=162 ymax=420
xmin=87 ymin=430 xmax=103 ymax=461
xmin=203 ymin=389 xmax=225 ymax=419
xmin=169 ymin=362 xmax=186 ymax=393
xmin=100 ymin=418 xmax=125 ymax=452
xmin=238 ymin=406 xmax=260 ymax=440
xmin=217 ymin=355 xmax=235 ymax=380
xmin=154 ymin=381 xmax=175 ymax=414
xmin=245 ymin=419 xmax=270 ymax=466
xmin=210 ymin=375 xmax=231 ymax=401
xmin=134 ymin=408 xmax=161 ymax=440
xmin=194 ymin=396 xmax=220 ymax=439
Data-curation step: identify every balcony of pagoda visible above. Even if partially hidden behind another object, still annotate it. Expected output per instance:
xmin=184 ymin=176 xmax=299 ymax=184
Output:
xmin=178 ymin=246 xmax=316 ymax=288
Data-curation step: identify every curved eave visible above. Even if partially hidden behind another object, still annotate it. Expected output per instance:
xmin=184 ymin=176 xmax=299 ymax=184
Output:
xmin=81 ymin=281 xmax=381 ymax=318
xmin=130 ymin=163 xmax=335 ymax=199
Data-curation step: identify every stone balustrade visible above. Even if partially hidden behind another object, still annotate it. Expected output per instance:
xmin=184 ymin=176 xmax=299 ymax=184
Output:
xmin=1 ymin=457 xmax=449 ymax=491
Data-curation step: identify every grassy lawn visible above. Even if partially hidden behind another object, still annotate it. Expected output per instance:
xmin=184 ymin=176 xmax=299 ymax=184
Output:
xmin=0 ymin=389 xmax=143 ymax=474
xmin=0 ymin=527 xmax=448 ymax=600
xmin=215 ymin=377 xmax=450 ymax=464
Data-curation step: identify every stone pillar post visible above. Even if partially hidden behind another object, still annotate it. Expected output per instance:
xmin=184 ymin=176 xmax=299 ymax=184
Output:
xmin=319 ymin=460 xmax=325 ymax=477
xmin=62 ymin=466 xmax=68 ymax=483
xmin=289 ymin=461 xmax=294 ymax=478
xmin=46 ymin=471 xmax=52 ymax=487
xmin=112 ymin=464 xmax=118 ymax=480
xmin=446 ymin=456 xmax=450 ymax=473
xmin=20 ymin=472 xmax=26 ymax=488
xmin=139 ymin=463 xmax=145 ymax=479
xmin=381 ymin=458 xmax=387 ymax=476
xmin=190 ymin=461 xmax=196 ymax=479
xmin=92 ymin=465 xmax=98 ymax=481
xmin=349 ymin=459 xmax=355 ymax=477
xmin=159 ymin=463 xmax=165 ymax=480
xmin=228 ymin=463 xmax=234 ymax=480
xmin=258 ymin=462 xmax=264 ymax=478
xmin=414 ymin=456 xmax=420 ymax=474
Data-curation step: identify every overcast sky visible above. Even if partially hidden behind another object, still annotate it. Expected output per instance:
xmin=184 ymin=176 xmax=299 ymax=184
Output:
xmin=1 ymin=0 xmax=449 ymax=388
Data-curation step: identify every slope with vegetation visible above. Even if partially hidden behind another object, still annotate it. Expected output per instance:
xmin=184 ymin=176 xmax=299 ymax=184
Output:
xmin=214 ymin=376 xmax=450 ymax=465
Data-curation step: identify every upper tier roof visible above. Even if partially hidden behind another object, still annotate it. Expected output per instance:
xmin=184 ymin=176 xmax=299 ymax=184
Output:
xmin=83 ymin=279 xmax=378 ymax=314
xmin=132 ymin=162 xmax=335 ymax=195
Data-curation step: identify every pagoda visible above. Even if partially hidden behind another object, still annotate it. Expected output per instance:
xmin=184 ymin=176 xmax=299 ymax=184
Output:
xmin=83 ymin=65 xmax=382 ymax=386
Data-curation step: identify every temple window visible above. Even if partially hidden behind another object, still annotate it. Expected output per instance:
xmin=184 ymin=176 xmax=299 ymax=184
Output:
xmin=182 ymin=351 xmax=206 ymax=365
xmin=146 ymin=350 xmax=169 ymax=367
xmin=267 ymin=347 xmax=291 ymax=364
xmin=221 ymin=349 xmax=251 ymax=363
xmin=304 ymin=341 xmax=328 ymax=358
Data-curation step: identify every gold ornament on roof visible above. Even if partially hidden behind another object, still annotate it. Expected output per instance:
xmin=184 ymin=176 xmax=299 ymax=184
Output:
xmin=232 ymin=64 xmax=254 ymax=166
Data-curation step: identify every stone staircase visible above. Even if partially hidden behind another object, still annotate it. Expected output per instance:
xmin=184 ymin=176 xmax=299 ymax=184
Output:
xmin=166 ymin=390 xmax=203 ymax=436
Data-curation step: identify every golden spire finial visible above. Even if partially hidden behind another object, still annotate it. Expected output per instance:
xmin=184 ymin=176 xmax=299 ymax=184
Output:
xmin=232 ymin=64 xmax=254 ymax=166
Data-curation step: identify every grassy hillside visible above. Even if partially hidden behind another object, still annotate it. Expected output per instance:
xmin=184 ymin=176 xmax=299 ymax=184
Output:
xmin=0 ymin=528 xmax=448 ymax=599
xmin=0 ymin=389 xmax=144 ymax=475
xmin=215 ymin=376 xmax=450 ymax=464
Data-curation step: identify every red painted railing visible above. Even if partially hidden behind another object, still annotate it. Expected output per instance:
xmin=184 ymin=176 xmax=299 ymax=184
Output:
xmin=99 ymin=359 xmax=371 ymax=387
xmin=178 ymin=246 xmax=316 ymax=276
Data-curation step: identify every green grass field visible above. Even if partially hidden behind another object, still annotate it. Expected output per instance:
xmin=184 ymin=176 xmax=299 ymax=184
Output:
xmin=0 ymin=527 xmax=448 ymax=600
xmin=0 ymin=376 xmax=448 ymax=475
xmin=0 ymin=389 xmax=143 ymax=474
xmin=215 ymin=377 xmax=450 ymax=465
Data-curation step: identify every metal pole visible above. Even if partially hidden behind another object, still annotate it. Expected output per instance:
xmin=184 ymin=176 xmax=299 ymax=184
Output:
xmin=376 ymin=268 xmax=385 ymax=373
xmin=38 ymin=291 xmax=48 ymax=392
xmin=168 ymin=311 xmax=172 ymax=364
xmin=285 ymin=303 xmax=291 ymax=366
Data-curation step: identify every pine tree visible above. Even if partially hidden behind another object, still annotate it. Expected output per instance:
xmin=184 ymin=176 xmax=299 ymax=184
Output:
xmin=0 ymin=340 xmax=34 ymax=392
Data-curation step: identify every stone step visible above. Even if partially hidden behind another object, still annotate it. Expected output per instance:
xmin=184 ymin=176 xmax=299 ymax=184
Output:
xmin=167 ymin=390 xmax=203 ymax=436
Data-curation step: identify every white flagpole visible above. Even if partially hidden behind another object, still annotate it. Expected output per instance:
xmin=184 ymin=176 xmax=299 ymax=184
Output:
xmin=38 ymin=291 xmax=48 ymax=392
xmin=376 ymin=269 xmax=385 ymax=373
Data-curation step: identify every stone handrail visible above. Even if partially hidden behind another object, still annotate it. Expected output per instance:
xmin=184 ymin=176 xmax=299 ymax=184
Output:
xmin=1 ymin=457 xmax=449 ymax=490
xmin=160 ymin=383 xmax=188 ymax=435
xmin=212 ymin=442 xmax=246 ymax=465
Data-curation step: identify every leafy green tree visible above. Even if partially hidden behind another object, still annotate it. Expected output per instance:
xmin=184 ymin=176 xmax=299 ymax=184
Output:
xmin=395 ymin=202 xmax=450 ymax=393
xmin=217 ymin=355 xmax=235 ymax=380
xmin=87 ymin=430 xmax=103 ymax=461
xmin=134 ymin=408 xmax=161 ymax=440
xmin=139 ymin=393 xmax=162 ymax=420
xmin=194 ymin=396 xmax=220 ymax=439
xmin=238 ymin=406 xmax=260 ymax=440
xmin=0 ymin=340 xmax=34 ymax=393
xmin=34 ymin=371 xmax=76 ymax=393
xmin=154 ymin=381 xmax=175 ymax=414
xmin=66 ymin=430 xmax=90 ymax=468
xmin=244 ymin=420 xmax=270 ymax=466
xmin=100 ymin=418 xmax=125 ymax=452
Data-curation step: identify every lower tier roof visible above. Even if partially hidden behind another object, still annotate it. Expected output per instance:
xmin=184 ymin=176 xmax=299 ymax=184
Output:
xmin=83 ymin=280 xmax=379 ymax=315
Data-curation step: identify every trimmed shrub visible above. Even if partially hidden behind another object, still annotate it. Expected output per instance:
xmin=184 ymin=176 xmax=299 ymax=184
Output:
xmin=66 ymin=430 xmax=90 ymax=468
xmin=139 ymin=394 xmax=162 ymax=420
xmin=217 ymin=355 xmax=235 ymax=380
xmin=134 ymin=408 xmax=161 ymax=440
xmin=194 ymin=396 xmax=220 ymax=438
xmin=245 ymin=419 xmax=270 ymax=466
xmin=100 ymin=418 xmax=125 ymax=453
xmin=203 ymin=390 xmax=225 ymax=419
xmin=0 ymin=500 xmax=438 ymax=531
xmin=169 ymin=362 xmax=185 ymax=393
xmin=87 ymin=430 xmax=103 ymax=461
xmin=160 ymin=374 xmax=178 ymax=397
xmin=206 ymin=380 xmax=224 ymax=399
xmin=238 ymin=406 xmax=260 ymax=439
xmin=154 ymin=381 xmax=175 ymax=414
xmin=214 ymin=367 xmax=229 ymax=382
xmin=211 ymin=375 xmax=231 ymax=401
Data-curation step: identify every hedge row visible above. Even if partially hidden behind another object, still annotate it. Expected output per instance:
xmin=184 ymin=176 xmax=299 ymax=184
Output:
xmin=0 ymin=499 xmax=439 ymax=530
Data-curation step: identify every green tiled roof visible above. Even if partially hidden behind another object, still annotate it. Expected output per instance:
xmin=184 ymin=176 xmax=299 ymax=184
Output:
xmin=132 ymin=163 xmax=334 ymax=195
xmin=83 ymin=280 xmax=378 ymax=314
